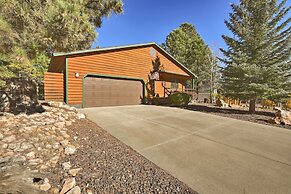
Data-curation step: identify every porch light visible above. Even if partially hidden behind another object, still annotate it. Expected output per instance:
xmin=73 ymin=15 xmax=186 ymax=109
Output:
xmin=75 ymin=72 xmax=80 ymax=78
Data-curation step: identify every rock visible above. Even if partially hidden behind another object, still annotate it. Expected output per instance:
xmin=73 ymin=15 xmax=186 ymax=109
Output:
xmin=1 ymin=143 xmax=8 ymax=149
xmin=274 ymin=108 xmax=291 ymax=125
xmin=66 ymin=186 xmax=81 ymax=194
xmin=8 ymin=143 xmax=21 ymax=150
xmin=55 ymin=122 xmax=65 ymax=128
xmin=60 ymin=140 xmax=69 ymax=147
xmin=86 ymin=190 xmax=93 ymax=194
xmin=62 ymin=161 xmax=71 ymax=170
xmin=65 ymin=145 xmax=76 ymax=155
xmin=60 ymin=131 xmax=70 ymax=138
xmin=49 ymin=187 xmax=60 ymax=194
xmin=50 ymin=156 xmax=59 ymax=165
xmin=28 ymin=158 xmax=43 ymax=166
xmin=12 ymin=155 xmax=26 ymax=162
xmin=216 ymin=99 xmax=229 ymax=108
xmin=66 ymin=121 xmax=72 ymax=126
xmin=39 ymin=182 xmax=51 ymax=191
xmin=26 ymin=151 xmax=35 ymax=159
xmin=39 ymin=164 xmax=48 ymax=170
xmin=0 ymin=133 xmax=3 ymax=139
xmin=76 ymin=113 xmax=85 ymax=119
xmin=21 ymin=142 xmax=34 ymax=150
xmin=60 ymin=178 xmax=76 ymax=194
xmin=2 ymin=135 xmax=16 ymax=143
xmin=45 ymin=144 xmax=52 ymax=149
xmin=69 ymin=168 xmax=82 ymax=176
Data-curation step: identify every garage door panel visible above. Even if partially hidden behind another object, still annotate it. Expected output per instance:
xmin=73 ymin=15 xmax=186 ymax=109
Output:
xmin=84 ymin=77 xmax=143 ymax=107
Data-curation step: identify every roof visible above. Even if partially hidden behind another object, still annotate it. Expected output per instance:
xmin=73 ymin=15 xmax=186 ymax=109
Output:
xmin=52 ymin=42 xmax=198 ymax=78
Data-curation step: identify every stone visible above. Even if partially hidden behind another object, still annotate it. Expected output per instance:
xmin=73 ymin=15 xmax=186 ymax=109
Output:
xmin=77 ymin=113 xmax=85 ymax=119
xmin=45 ymin=144 xmax=52 ymax=149
xmin=66 ymin=121 xmax=72 ymax=126
xmin=50 ymin=156 xmax=59 ymax=165
xmin=26 ymin=151 xmax=35 ymax=159
xmin=0 ymin=133 xmax=3 ymax=139
xmin=20 ymin=142 xmax=33 ymax=150
xmin=39 ymin=164 xmax=48 ymax=170
xmin=49 ymin=187 xmax=60 ymax=194
xmin=55 ymin=122 xmax=65 ymax=128
xmin=62 ymin=161 xmax=71 ymax=170
xmin=60 ymin=131 xmax=70 ymax=138
xmin=60 ymin=178 xmax=76 ymax=194
xmin=65 ymin=145 xmax=76 ymax=155
xmin=60 ymin=140 xmax=69 ymax=147
xmin=8 ymin=142 xmax=21 ymax=150
xmin=39 ymin=182 xmax=51 ymax=191
xmin=1 ymin=143 xmax=8 ymax=149
xmin=86 ymin=190 xmax=93 ymax=194
xmin=67 ymin=186 xmax=81 ymax=194
xmin=12 ymin=155 xmax=26 ymax=162
xmin=274 ymin=108 xmax=291 ymax=125
xmin=28 ymin=158 xmax=43 ymax=166
xmin=69 ymin=168 xmax=82 ymax=176
xmin=2 ymin=135 xmax=16 ymax=143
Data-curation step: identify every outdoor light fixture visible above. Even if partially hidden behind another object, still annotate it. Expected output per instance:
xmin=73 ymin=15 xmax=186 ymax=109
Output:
xmin=75 ymin=72 xmax=79 ymax=78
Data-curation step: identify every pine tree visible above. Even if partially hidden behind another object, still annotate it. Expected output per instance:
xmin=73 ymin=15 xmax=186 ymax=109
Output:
xmin=0 ymin=0 xmax=123 ymax=86
xmin=220 ymin=0 xmax=290 ymax=113
xmin=162 ymin=23 xmax=213 ymax=96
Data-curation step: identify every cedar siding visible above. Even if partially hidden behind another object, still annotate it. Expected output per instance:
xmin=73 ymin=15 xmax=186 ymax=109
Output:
xmin=49 ymin=43 xmax=194 ymax=106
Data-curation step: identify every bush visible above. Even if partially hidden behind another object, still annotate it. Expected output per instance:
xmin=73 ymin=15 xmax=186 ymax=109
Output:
xmin=169 ymin=92 xmax=191 ymax=106
xmin=285 ymin=99 xmax=291 ymax=110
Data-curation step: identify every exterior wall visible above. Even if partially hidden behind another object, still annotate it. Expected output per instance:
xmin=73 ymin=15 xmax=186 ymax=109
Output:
xmin=64 ymin=46 xmax=191 ymax=106
xmin=44 ymin=72 xmax=64 ymax=101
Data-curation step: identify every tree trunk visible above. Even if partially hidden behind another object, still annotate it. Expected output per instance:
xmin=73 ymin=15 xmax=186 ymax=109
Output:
xmin=249 ymin=97 xmax=256 ymax=114
xmin=196 ymin=81 xmax=199 ymax=100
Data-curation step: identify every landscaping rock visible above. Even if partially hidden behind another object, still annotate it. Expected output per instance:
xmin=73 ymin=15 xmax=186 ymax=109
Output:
xmin=60 ymin=177 xmax=76 ymax=194
xmin=62 ymin=161 xmax=71 ymax=170
xmin=49 ymin=187 xmax=60 ymax=194
xmin=66 ymin=186 xmax=81 ymax=194
xmin=77 ymin=113 xmax=85 ymax=119
xmin=69 ymin=168 xmax=82 ymax=176
xmin=65 ymin=145 xmax=76 ymax=155
xmin=274 ymin=108 xmax=291 ymax=125
xmin=39 ymin=182 xmax=51 ymax=191
xmin=3 ymin=135 xmax=16 ymax=143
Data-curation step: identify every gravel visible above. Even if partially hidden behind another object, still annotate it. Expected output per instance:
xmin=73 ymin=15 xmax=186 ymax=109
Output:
xmin=49 ymin=119 xmax=197 ymax=193
xmin=185 ymin=103 xmax=291 ymax=130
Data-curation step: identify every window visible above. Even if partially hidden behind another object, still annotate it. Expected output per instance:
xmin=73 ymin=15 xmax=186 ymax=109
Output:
xmin=171 ymin=79 xmax=178 ymax=90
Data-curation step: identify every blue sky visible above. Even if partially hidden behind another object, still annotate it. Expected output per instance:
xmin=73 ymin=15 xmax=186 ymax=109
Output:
xmin=92 ymin=0 xmax=251 ymax=53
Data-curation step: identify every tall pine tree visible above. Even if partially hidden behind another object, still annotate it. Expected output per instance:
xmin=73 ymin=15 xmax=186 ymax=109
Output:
xmin=162 ymin=23 xmax=214 ymax=96
xmin=220 ymin=0 xmax=290 ymax=113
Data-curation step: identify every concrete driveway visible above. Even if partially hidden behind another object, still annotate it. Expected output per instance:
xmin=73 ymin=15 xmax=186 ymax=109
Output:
xmin=81 ymin=105 xmax=291 ymax=194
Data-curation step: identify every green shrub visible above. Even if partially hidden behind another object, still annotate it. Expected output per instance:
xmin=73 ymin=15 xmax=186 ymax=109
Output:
xmin=169 ymin=92 xmax=191 ymax=106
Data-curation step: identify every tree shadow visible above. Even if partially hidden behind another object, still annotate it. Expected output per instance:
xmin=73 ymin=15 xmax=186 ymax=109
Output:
xmin=0 ymin=78 xmax=45 ymax=116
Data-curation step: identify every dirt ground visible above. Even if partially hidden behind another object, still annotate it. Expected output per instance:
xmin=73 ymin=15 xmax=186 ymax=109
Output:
xmin=184 ymin=103 xmax=291 ymax=130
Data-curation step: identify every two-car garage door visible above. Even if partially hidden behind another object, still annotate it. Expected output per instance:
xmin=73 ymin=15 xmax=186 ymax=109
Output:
xmin=83 ymin=77 xmax=143 ymax=108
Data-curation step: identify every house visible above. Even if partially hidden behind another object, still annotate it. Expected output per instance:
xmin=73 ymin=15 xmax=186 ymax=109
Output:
xmin=44 ymin=42 xmax=197 ymax=108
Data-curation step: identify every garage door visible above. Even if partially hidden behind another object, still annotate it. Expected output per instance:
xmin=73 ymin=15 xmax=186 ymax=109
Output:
xmin=83 ymin=77 xmax=143 ymax=107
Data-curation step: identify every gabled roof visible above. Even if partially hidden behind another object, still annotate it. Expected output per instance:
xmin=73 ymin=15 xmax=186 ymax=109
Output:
xmin=52 ymin=42 xmax=197 ymax=78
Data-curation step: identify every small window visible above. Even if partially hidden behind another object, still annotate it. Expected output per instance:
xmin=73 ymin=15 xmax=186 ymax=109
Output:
xmin=171 ymin=79 xmax=178 ymax=90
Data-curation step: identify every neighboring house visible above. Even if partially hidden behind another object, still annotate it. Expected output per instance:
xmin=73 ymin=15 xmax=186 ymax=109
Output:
xmin=44 ymin=42 xmax=197 ymax=108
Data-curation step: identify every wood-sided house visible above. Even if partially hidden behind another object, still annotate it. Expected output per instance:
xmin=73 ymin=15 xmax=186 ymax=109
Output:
xmin=44 ymin=42 xmax=197 ymax=108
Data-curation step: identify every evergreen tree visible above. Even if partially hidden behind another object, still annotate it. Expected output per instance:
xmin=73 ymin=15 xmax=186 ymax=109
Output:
xmin=162 ymin=23 xmax=213 ymax=96
xmin=220 ymin=0 xmax=290 ymax=113
xmin=0 ymin=0 xmax=123 ymax=86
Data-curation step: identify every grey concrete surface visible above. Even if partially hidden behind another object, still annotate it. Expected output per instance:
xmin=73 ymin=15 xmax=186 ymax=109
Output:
xmin=80 ymin=105 xmax=291 ymax=194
